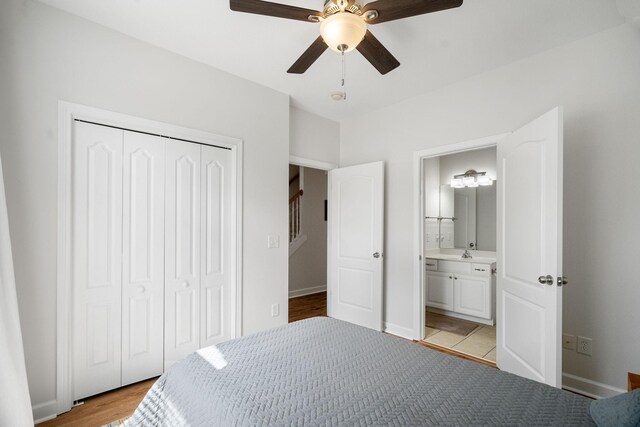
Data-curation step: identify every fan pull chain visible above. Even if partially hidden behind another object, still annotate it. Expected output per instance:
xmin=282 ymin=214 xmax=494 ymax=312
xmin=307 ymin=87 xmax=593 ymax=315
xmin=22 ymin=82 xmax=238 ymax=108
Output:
xmin=341 ymin=48 xmax=347 ymax=101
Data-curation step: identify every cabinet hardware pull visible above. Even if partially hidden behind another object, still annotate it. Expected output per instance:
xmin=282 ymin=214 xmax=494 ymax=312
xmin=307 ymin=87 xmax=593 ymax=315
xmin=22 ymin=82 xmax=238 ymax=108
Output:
xmin=449 ymin=276 xmax=452 ymax=279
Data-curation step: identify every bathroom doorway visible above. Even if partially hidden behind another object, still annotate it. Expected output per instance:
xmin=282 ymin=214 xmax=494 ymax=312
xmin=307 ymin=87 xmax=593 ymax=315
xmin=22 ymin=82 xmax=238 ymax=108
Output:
xmin=421 ymin=146 xmax=497 ymax=363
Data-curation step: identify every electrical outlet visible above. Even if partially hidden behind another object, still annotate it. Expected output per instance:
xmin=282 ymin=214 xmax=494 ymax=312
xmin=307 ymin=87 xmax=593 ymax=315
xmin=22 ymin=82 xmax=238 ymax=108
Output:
xmin=577 ymin=336 xmax=593 ymax=356
xmin=271 ymin=303 xmax=280 ymax=317
xmin=562 ymin=334 xmax=576 ymax=351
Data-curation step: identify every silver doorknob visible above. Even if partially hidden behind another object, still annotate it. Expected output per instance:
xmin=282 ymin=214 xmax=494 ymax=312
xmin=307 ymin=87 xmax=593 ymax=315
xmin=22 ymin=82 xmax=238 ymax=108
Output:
xmin=557 ymin=276 xmax=568 ymax=286
xmin=538 ymin=275 xmax=554 ymax=286
xmin=373 ymin=252 xmax=380 ymax=259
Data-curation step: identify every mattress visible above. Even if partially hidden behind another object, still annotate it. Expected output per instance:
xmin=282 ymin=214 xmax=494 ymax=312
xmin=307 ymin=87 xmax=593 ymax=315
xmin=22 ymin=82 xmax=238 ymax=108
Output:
xmin=129 ymin=317 xmax=594 ymax=426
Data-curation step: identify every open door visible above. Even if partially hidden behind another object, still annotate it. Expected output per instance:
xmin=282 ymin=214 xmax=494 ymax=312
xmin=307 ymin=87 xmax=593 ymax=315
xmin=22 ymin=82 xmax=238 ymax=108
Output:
xmin=327 ymin=162 xmax=384 ymax=331
xmin=496 ymin=107 xmax=564 ymax=387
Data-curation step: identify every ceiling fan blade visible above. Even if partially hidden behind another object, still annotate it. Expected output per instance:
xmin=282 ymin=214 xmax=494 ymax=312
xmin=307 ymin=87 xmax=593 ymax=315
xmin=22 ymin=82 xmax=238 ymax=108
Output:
xmin=287 ymin=36 xmax=328 ymax=74
xmin=230 ymin=0 xmax=322 ymax=22
xmin=362 ymin=0 xmax=463 ymax=25
xmin=356 ymin=30 xmax=400 ymax=75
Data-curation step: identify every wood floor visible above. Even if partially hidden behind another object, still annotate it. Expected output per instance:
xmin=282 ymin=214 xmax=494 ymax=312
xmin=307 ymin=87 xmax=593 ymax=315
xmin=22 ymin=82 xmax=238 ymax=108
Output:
xmin=38 ymin=378 xmax=156 ymax=426
xmin=288 ymin=291 xmax=327 ymax=322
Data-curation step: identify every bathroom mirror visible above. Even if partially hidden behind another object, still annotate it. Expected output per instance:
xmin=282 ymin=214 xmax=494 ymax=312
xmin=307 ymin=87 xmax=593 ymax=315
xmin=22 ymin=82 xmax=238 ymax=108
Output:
xmin=438 ymin=183 xmax=496 ymax=251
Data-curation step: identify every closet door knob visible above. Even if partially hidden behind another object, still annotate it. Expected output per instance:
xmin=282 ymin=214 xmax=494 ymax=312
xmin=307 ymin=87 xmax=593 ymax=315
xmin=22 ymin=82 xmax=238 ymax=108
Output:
xmin=182 ymin=281 xmax=190 ymax=288
xmin=138 ymin=285 xmax=146 ymax=293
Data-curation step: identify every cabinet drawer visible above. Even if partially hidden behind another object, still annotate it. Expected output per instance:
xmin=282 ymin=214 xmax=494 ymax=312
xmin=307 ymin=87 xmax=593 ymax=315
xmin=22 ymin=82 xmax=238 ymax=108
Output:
xmin=471 ymin=263 xmax=491 ymax=277
xmin=424 ymin=259 xmax=438 ymax=271
xmin=438 ymin=260 xmax=471 ymax=275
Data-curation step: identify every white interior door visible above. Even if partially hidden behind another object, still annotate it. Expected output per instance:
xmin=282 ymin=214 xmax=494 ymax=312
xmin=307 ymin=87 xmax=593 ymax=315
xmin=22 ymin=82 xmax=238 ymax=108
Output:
xmin=496 ymin=107 xmax=564 ymax=387
xmin=327 ymin=161 xmax=384 ymax=331
xmin=121 ymin=131 xmax=165 ymax=385
xmin=165 ymin=140 xmax=201 ymax=369
xmin=72 ymin=122 xmax=123 ymax=399
xmin=200 ymin=145 xmax=233 ymax=348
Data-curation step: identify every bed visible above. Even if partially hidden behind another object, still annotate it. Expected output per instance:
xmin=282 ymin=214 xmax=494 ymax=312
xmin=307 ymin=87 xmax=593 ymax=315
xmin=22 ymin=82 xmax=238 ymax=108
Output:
xmin=129 ymin=317 xmax=595 ymax=426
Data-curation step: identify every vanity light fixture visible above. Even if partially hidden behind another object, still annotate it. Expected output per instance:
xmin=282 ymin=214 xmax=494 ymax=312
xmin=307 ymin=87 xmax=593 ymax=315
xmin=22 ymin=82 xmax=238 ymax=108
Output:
xmin=450 ymin=170 xmax=493 ymax=188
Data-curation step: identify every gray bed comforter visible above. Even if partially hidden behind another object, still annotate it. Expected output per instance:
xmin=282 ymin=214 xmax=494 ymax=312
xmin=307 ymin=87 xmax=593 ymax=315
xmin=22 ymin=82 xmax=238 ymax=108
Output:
xmin=129 ymin=317 xmax=594 ymax=426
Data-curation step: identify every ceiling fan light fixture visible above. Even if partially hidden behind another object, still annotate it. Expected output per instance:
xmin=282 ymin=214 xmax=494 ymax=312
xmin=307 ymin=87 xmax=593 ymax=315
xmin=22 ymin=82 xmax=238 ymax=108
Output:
xmin=320 ymin=12 xmax=367 ymax=53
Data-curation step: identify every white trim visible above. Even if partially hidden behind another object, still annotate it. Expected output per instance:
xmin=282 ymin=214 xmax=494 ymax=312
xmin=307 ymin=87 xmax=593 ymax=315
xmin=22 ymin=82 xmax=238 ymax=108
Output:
xmin=288 ymin=285 xmax=327 ymax=299
xmin=412 ymin=133 xmax=509 ymax=341
xmin=56 ymin=101 xmax=244 ymax=416
xmin=32 ymin=400 xmax=58 ymax=424
xmin=562 ymin=373 xmax=626 ymax=399
xmin=383 ymin=322 xmax=415 ymax=340
xmin=289 ymin=155 xmax=338 ymax=171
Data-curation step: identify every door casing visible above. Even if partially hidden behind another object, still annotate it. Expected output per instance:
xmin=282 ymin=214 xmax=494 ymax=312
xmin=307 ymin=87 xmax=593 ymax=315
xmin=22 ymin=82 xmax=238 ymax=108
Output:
xmin=412 ymin=134 xmax=508 ymax=341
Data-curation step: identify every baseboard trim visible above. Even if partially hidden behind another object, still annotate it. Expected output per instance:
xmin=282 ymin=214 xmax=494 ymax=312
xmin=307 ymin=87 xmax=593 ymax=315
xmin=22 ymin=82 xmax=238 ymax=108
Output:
xmin=562 ymin=373 xmax=626 ymax=399
xmin=33 ymin=399 xmax=58 ymax=424
xmin=288 ymin=285 xmax=326 ymax=299
xmin=384 ymin=322 xmax=415 ymax=340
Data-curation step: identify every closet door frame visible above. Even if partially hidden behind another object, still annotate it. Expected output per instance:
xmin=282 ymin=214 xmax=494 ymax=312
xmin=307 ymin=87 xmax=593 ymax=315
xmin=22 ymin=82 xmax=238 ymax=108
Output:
xmin=56 ymin=101 xmax=243 ymax=414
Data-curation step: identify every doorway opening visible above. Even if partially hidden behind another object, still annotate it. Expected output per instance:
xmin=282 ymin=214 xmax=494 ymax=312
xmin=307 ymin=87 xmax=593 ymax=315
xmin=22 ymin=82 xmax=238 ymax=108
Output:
xmin=287 ymin=164 xmax=329 ymax=322
xmin=421 ymin=146 xmax=497 ymax=364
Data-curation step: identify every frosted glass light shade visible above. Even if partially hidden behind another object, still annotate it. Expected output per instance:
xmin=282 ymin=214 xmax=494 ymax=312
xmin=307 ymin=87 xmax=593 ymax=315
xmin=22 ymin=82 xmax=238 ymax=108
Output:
xmin=463 ymin=176 xmax=477 ymax=187
xmin=320 ymin=12 xmax=367 ymax=52
xmin=478 ymin=175 xmax=493 ymax=186
xmin=450 ymin=178 xmax=464 ymax=188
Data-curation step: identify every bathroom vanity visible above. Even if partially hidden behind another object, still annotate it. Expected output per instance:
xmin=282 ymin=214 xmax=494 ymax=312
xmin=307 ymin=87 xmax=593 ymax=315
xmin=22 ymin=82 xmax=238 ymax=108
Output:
xmin=425 ymin=251 xmax=496 ymax=325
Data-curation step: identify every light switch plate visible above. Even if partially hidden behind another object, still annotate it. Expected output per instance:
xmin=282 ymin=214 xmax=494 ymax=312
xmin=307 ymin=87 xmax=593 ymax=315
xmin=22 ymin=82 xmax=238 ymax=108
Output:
xmin=267 ymin=235 xmax=280 ymax=249
xmin=562 ymin=334 xmax=576 ymax=351
xmin=271 ymin=303 xmax=279 ymax=317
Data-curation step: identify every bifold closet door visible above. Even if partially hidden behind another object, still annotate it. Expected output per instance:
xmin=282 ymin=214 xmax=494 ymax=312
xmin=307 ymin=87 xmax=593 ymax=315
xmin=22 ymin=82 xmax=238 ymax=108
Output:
xmin=200 ymin=145 xmax=233 ymax=347
xmin=121 ymin=132 xmax=165 ymax=385
xmin=165 ymin=140 xmax=201 ymax=369
xmin=72 ymin=122 xmax=123 ymax=400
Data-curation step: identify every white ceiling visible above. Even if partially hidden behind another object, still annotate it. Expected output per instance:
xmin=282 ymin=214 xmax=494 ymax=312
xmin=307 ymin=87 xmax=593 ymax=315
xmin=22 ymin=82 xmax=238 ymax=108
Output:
xmin=38 ymin=0 xmax=624 ymax=121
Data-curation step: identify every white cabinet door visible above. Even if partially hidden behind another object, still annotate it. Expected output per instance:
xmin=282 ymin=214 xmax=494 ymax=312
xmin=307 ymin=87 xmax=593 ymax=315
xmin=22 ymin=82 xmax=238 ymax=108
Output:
xmin=425 ymin=272 xmax=453 ymax=311
xmin=497 ymin=107 xmax=563 ymax=387
xmin=165 ymin=141 xmax=201 ymax=369
xmin=72 ymin=122 xmax=123 ymax=400
xmin=454 ymin=276 xmax=490 ymax=319
xmin=200 ymin=145 xmax=233 ymax=348
xmin=328 ymin=162 xmax=384 ymax=331
xmin=121 ymin=132 xmax=165 ymax=385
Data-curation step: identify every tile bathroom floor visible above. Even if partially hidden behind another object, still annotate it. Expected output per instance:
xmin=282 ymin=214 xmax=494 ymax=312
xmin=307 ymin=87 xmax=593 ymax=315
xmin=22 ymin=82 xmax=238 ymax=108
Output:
xmin=424 ymin=316 xmax=496 ymax=362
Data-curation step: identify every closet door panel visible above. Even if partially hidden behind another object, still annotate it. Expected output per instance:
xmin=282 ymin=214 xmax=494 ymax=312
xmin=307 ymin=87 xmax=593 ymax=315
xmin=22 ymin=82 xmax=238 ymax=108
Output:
xmin=72 ymin=122 xmax=123 ymax=400
xmin=201 ymin=146 xmax=234 ymax=347
xmin=165 ymin=141 xmax=201 ymax=369
xmin=122 ymin=132 xmax=165 ymax=385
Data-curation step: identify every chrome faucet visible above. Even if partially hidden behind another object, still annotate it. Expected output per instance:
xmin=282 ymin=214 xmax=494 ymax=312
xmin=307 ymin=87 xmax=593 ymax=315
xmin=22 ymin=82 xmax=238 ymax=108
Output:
xmin=461 ymin=250 xmax=472 ymax=259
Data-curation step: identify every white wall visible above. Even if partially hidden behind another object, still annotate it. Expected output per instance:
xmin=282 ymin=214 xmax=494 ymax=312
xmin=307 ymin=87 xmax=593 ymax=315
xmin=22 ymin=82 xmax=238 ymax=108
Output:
xmin=0 ymin=0 xmax=290 ymax=420
xmin=340 ymin=24 xmax=640 ymax=393
xmin=289 ymin=167 xmax=328 ymax=297
xmin=290 ymin=106 xmax=340 ymax=165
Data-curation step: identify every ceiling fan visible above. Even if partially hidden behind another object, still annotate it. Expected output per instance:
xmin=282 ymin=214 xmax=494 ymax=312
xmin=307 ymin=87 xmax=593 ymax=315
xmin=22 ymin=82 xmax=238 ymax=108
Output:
xmin=230 ymin=0 xmax=463 ymax=75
